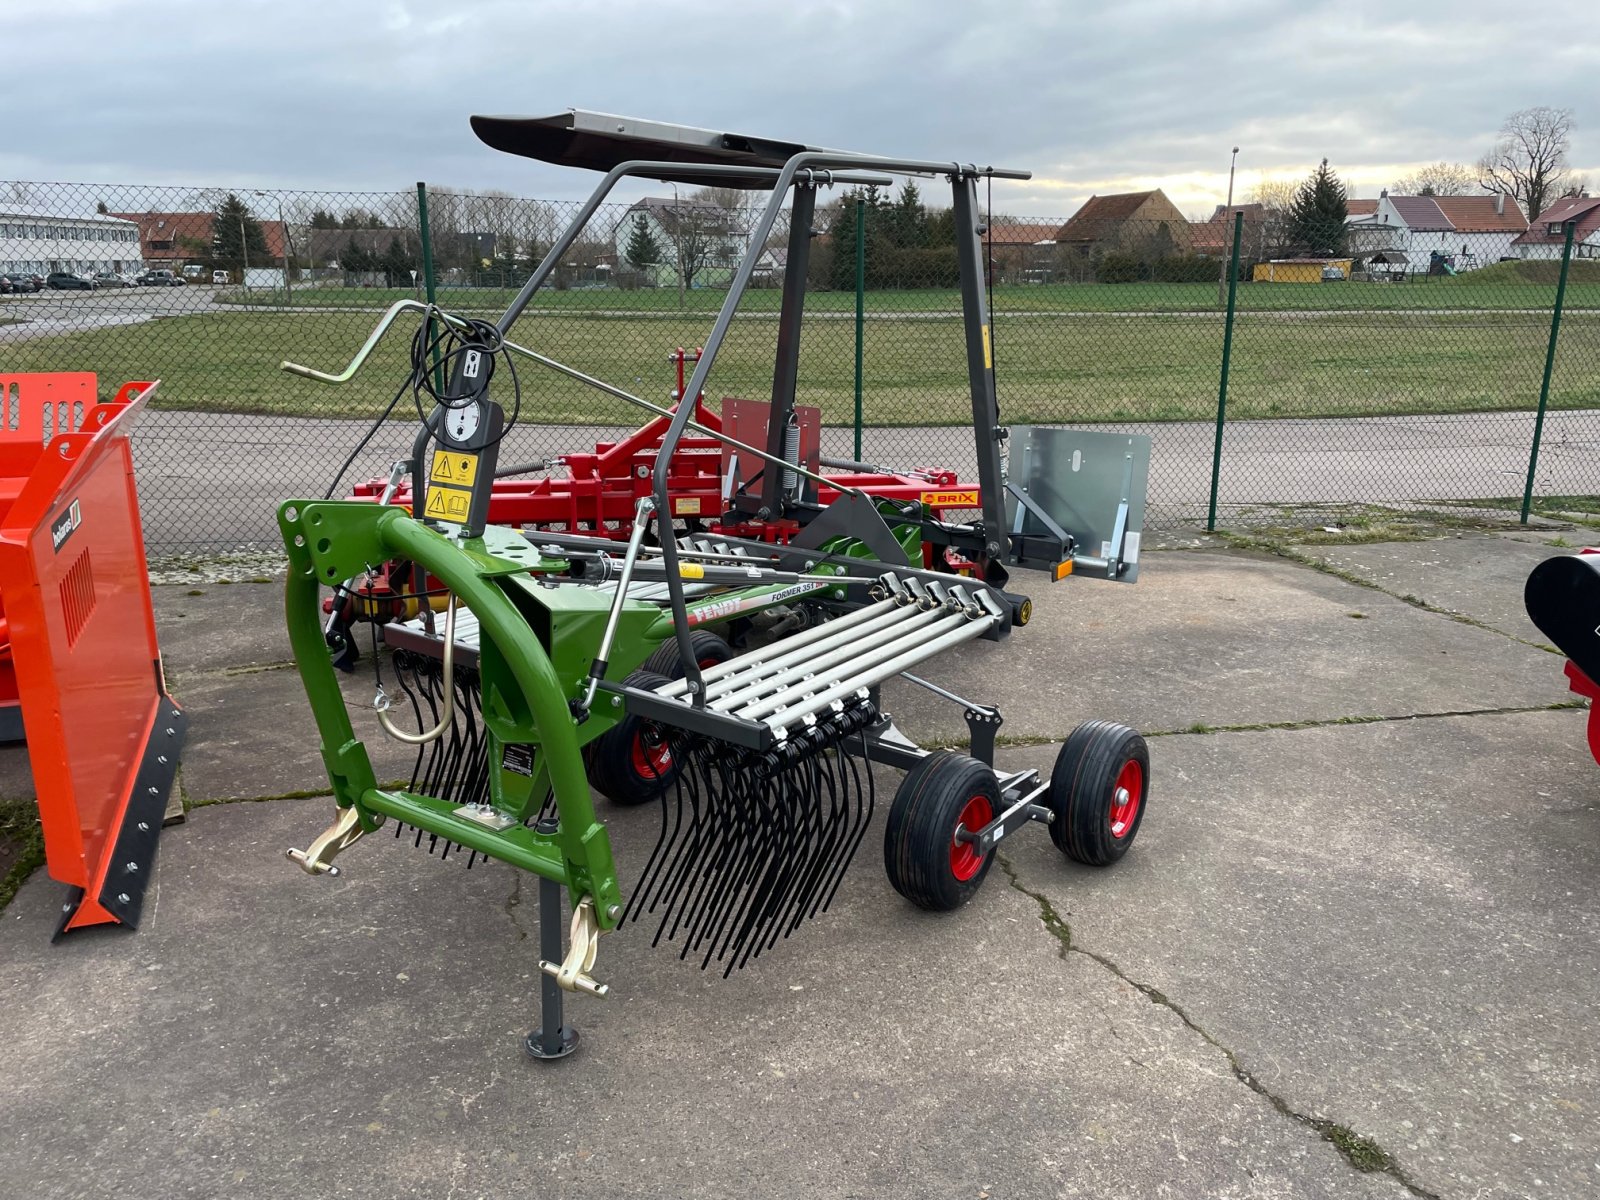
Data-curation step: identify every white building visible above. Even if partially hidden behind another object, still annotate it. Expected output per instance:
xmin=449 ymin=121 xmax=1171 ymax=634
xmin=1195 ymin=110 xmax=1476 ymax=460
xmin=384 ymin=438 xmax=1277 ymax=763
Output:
xmin=612 ymin=197 xmax=748 ymax=288
xmin=1355 ymin=192 xmax=1528 ymax=274
xmin=0 ymin=209 xmax=143 ymax=277
xmin=1511 ymin=196 xmax=1600 ymax=261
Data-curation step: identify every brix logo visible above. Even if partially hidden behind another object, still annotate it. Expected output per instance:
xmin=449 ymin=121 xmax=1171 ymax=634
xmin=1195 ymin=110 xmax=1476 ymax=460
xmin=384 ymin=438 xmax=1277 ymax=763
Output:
xmin=51 ymin=499 xmax=82 ymax=552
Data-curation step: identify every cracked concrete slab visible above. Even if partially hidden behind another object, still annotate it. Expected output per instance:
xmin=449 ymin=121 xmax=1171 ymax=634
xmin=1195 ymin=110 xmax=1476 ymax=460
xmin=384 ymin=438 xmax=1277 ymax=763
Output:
xmin=5 ymin=532 xmax=1598 ymax=1198
xmin=998 ymin=709 xmax=1600 ymax=1200
xmin=1297 ymin=532 xmax=1565 ymax=646
xmin=878 ymin=548 xmax=1564 ymax=746
xmin=0 ymin=795 xmax=1412 ymax=1200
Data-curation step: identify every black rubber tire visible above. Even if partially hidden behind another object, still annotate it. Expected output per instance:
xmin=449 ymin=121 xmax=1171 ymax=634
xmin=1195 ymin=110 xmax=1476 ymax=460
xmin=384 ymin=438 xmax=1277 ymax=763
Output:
xmin=642 ymin=628 xmax=732 ymax=679
xmin=1047 ymin=721 xmax=1149 ymax=866
xmin=883 ymin=751 xmax=1002 ymax=911
xmin=586 ymin=669 xmax=681 ymax=806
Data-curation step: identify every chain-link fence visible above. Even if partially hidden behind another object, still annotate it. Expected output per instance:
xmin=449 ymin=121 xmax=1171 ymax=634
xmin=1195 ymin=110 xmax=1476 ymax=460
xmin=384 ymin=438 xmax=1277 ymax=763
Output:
xmin=1 ymin=180 xmax=1595 ymax=551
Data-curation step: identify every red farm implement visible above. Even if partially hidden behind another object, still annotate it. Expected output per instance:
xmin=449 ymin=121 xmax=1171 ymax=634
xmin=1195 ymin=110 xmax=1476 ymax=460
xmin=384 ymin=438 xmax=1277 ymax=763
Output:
xmin=0 ymin=373 xmax=185 ymax=936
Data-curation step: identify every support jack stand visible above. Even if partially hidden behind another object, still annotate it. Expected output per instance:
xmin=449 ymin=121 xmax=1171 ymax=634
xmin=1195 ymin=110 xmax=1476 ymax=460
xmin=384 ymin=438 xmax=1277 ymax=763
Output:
xmin=525 ymin=819 xmax=580 ymax=1060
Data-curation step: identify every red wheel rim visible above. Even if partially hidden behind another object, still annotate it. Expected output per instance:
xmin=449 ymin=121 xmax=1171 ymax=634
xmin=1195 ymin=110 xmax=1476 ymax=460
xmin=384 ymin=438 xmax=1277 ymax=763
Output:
xmin=697 ymin=656 xmax=721 ymax=670
xmin=631 ymin=728 xmax=674 ymax=780
xmin=949 ymin=794 xmax=994 ymax=881
xmin=1109 ymin=758 xmax=1143 ymax=839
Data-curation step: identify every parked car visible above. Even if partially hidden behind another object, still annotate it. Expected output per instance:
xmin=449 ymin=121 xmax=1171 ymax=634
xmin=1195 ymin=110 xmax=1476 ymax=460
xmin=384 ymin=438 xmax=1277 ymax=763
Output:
xmin=15 ymin=272 xmax=45 ymax=291
xmin=46 ymin=272 xmax=96 ymax=290
xmin=136 ymin=269 xmax=186 ymax=286
xmin=92 ymin=271 xmax=135 ymax=288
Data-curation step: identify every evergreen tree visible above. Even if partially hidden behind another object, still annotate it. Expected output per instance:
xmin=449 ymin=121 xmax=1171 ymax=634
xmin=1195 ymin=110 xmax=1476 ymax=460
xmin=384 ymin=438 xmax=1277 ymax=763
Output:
xmin=889 ymin=181 xmax=927 ymax=248
xmin=381 ymin=235 xmax=416 ymax=287
xmin=212 ymin=193 xmax=270 ymax=272
xmin=623 ymin=214 xmax=663 ymax=269
xmin=310 ymin=209 xmax=340 ymax=229
xmin=828 ymin=186 xmax=885 ymax=290
xmin=1287 ymin=159 xmax=1349 ymax=256
xmin=341 ymin=238 xmax=374 ymax=276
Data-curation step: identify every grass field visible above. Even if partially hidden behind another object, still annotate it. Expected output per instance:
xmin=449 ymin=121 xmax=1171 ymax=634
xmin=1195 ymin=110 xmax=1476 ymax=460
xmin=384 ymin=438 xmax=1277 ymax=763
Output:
xmin=5 ymin=303 xmax=1596 ymax=426
xmin=217 ymin=259 xmax=1600 ymax=316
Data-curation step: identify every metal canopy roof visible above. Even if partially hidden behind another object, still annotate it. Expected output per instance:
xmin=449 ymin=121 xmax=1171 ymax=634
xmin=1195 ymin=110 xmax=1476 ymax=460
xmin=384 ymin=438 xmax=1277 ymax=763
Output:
xmin=470 ymin=110 xmax=840 ymax=188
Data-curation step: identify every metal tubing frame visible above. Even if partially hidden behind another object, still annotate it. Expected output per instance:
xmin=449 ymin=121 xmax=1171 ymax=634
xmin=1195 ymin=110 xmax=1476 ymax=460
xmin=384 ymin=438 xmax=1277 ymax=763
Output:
xmin=709 ymin=608 xmax=955 ymax=713
xmin=756 ymin=617 xmax=995 ymax=731
xmin=735 ymin=611 xmax=972 ymax=721
xmin=759 ymin=184 xmax=817 ymax=516
xmin=654 ymin=596 xmax=902 ymax=698
xmin=280 ymin=502 xmax=625 ymax=925
xmin=950 ymin=175 xmax=1007 ymax=561
xmin=645 ymin=151 xmax=1028 ymax=711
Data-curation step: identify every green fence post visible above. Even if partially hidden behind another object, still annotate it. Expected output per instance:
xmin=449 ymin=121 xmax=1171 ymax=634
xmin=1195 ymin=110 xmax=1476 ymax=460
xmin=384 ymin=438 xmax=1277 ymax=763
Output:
xmin=853 ymin=197 xmax=866 ymax=461
xmin=1207 ymin=211 xmax=1244 ymax=532
xmin=416 ymin=181 xmax=444 ymax=396
xmin=1521 ymin=220 xmax=1577 ymax=524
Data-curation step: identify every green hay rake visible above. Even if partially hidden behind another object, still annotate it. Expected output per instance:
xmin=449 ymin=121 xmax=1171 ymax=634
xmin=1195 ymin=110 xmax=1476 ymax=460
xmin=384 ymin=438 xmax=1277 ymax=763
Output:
xmin=279 ymin=111 xmax=1152 ymax=1057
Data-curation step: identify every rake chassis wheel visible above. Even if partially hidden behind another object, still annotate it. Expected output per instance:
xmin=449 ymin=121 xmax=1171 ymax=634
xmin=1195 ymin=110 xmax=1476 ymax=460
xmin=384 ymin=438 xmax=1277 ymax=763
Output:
xmin=1048 ymin=720 xmax=1149 ymax=866
xmin=642 ymin=627 xmax=732 ymax=678
xmin=883 ymin=751 xmax=1002 ymax=911
xmin=587 ymin=669 xmax=682 ymax=805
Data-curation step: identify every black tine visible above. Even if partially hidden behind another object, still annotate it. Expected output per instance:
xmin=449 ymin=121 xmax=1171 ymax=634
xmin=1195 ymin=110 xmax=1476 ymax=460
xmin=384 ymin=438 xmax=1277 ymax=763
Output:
xmin=626 ymin=701 xmax=880 ymax=974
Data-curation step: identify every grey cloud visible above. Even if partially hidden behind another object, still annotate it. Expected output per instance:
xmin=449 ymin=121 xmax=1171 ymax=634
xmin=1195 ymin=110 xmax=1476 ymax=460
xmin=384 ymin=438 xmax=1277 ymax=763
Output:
xmin=2 ymin=0 xmax=1593 ymax=214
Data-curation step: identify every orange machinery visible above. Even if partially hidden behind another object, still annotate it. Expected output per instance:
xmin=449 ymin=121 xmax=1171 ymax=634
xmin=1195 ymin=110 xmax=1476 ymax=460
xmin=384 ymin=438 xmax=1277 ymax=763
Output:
xmin=0 ymin=373 xmax=185 ymax=936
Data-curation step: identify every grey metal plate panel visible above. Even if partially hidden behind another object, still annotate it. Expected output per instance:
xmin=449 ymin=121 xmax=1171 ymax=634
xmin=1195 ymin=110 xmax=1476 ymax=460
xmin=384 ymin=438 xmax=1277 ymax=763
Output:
xmin=1005 ymin=426 xmax=1151 ymax=584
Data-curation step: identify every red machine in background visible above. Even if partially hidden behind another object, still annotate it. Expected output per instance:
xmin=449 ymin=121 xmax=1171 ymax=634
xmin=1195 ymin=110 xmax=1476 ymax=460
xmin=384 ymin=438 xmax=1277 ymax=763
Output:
xmin=0 ymin=373 xmax=185 ymax=936
xmin=350 ymin=348 xmax=980 ymax=553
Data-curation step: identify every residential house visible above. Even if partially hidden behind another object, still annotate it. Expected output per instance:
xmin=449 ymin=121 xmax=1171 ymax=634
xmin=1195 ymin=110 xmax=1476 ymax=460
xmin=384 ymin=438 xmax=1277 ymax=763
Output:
xmin=1053 ymin=190 xmax=1193 ymax=263
xmin=1511 ymin=195 xmax=1600 ymax=261
xmin=1190 ymin=203 xmax=1267 ymax=261
xmin=1434 ymin=195 xmax=1528 ymax=265
xmin=1359 ymin=191 xmax=1527 ymax=273
xmin=982 ymin=221 xmax=1062 ymax=282
xmin=613 ymin=197 xmax=748 ymax=287
xmin=110 ymin=211 xmax=289 ymax=267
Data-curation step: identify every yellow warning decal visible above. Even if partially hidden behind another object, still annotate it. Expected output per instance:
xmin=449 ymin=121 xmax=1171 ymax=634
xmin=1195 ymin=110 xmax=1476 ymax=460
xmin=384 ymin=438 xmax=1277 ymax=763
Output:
xmin=423 ymin=485 xmax=473 ymax=522
xmin=674 ymin=497 xmax=702 ymax=515
xmin=921 ymin=489 xmax=979 ymax=508
xmin=981 ymin=324 xmax=992 ymax=369
xmin=430 ymin=449 xmax=478 ymax=488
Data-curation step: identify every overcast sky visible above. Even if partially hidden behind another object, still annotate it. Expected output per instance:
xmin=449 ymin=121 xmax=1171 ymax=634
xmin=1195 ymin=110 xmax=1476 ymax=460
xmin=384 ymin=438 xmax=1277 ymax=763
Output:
xmin=4 ymin=0 xmax=1595 ymax=219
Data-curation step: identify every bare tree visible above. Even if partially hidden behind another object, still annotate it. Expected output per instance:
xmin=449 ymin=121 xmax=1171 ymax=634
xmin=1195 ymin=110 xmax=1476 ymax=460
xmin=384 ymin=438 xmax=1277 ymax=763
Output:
xmin=1390 ymin=161 xmax=1477 ymax=196
xmin=1249 ymin=176 xmax=1297 ymax=257
xmin=1478 ymin=106 xmax=1578 ymax=222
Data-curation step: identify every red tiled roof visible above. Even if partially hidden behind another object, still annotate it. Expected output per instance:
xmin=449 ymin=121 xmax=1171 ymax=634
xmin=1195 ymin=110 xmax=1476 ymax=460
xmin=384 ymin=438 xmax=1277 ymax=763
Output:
xmin=1433 ymin=195 xmax=1527 ymax=233
xmin=1385 ymin=196 xmax=1451 ymax=231
xmin=1346 ymin=199 xmax=1379 ymax=217
xmin=1055 ymin=191 xmax=1164 ymax=241
xmin=1513 ymin=196 xmax=1600 ymax=245
xmin=109 ymin=211 xmax=287 ymax=261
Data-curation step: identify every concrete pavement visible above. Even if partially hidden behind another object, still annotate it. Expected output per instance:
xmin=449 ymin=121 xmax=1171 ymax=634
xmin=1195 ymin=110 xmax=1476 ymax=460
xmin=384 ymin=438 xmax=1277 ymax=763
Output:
xmin=2 ymin=531 xmax=1598 ymax=1199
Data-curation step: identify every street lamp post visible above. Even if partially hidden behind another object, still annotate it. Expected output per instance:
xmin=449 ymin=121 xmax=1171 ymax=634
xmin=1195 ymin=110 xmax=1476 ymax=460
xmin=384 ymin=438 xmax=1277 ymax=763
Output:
xmin=669 ymin=182 xmax=684 ymax=310
xmin=1217 ymin=146 xmax=1240 ymax=306
xmin=250 ymin=190 xmax=293 ymax=305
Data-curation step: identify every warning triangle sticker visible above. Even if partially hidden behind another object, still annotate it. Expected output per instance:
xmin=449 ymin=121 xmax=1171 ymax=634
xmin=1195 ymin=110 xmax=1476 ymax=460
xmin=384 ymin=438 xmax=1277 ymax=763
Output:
xmin=423 ymin=489 xmax=452 ymax=520
xmin=433 ymin=455 xmax=454 ymax=482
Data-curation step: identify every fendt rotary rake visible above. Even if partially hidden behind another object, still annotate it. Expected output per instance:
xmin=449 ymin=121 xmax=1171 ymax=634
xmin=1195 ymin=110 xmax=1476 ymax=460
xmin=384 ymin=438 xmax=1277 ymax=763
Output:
xmin=278 ymin=111 xmax=1153 ymax=1057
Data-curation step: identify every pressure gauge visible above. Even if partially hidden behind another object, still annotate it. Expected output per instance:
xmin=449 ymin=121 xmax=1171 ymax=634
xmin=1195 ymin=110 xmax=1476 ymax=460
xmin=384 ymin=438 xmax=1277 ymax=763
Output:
xmin=445 ymin=402 xmax=481 ymax=444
